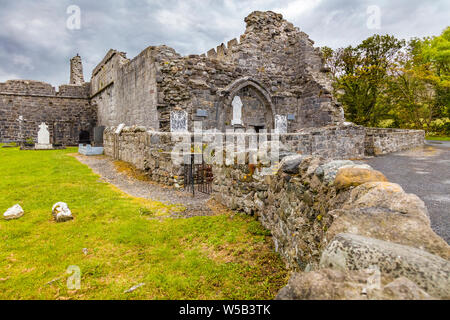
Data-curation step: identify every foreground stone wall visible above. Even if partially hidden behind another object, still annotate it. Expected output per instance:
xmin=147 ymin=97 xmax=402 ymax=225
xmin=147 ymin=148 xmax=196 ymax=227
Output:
xmin=213 ymin=154 xmax=449 ymax=299
xmin=0 ymin=80 xmax=95 ymax=144
xmin=365 ymin=128 xmax=425 ymax=156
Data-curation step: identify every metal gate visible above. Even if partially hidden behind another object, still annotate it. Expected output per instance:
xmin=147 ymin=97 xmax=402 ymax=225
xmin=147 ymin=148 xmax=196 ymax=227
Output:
xmin=183 ymin=153 xmax=213 ymax=196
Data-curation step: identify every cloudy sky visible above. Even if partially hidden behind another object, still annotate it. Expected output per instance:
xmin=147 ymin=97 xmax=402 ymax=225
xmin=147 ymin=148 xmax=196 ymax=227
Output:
xmin=0 ymin=0 xmax=448 ymax=86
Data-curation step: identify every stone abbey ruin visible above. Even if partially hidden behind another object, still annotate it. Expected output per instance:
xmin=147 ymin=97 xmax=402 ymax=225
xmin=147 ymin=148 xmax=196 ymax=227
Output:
xmin=1 ymin=11 xmax=423 ymax=155
xmin=2 ymin=11 xmax=448 ymax=299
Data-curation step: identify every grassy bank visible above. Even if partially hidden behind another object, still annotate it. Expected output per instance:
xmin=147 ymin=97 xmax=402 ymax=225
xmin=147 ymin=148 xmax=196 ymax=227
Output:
xmin=426 ymin=136 xmax=450 ymax=141
xmin=0 ymin=147 xmax=287 ymax=300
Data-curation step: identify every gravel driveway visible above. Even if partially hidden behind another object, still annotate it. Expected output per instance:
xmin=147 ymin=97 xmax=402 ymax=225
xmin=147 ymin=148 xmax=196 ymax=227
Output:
xmin=363 ymin=141 xmax=450 ymax=244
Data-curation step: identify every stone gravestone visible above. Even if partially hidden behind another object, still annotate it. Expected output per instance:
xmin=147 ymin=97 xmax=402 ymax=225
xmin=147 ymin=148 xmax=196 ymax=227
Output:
xmin=35 ymin=122 xmax=53 ymax=150
xmin=275 ymin=115 xmax=288 ymax=134
xmin=93 ymin=126 xmax=105 ymax=146
xmin=231 ymin=96 xmax=243 ymax=126
xmin=170 ymin=110 xmax=188 ymax=132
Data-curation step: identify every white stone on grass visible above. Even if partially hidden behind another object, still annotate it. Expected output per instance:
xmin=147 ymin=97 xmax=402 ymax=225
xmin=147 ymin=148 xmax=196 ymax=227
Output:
xmin=52 ymin=202 xmax=74 ymax=222
xmin=3 ymin=204 xmax=24 ymax=220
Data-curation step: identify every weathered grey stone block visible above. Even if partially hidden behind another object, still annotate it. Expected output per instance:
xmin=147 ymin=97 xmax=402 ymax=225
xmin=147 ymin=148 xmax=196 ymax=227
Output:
xmin=320 ymin=233 xmax=450 ymax=298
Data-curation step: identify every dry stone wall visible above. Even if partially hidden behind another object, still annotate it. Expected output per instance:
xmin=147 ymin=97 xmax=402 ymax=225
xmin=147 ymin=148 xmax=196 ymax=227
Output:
xmin=103 ymin=127 xmax=184 ymax=186
xmin=365 ymin=128 xmax=425 ymax=156
xmin=212 ymin=153 xmax=450 ymax=299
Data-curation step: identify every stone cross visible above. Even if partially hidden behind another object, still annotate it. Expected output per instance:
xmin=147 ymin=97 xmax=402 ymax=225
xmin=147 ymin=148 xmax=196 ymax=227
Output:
xmin=16 ymin=115 xmax=25 ymax=141
xmin=37 ymin=122 xmax=50 ymax=145
xmin=231 ymin=96 xmax=243 ymax=126
xmin=275 ymin=115 xmax=288 ymax=134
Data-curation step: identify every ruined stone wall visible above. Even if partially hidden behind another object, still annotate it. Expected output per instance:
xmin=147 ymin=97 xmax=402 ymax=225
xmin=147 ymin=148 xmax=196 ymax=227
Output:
xmin=91 ymin=47 xmax=178 ymax=130
xmin=365 ymin=128 xmax=425 ymax=156
xmin=0 ymin=80 xmax=95 ymax=144
xmin=206 ymin=11 xmax=344 ymax=130
xmin=155 ymin=51 xmax=237 ymax=132
xmin=280 ymin=125 xmax=366 ymax=159
xmin=213 ymin=154 xmax=450 ymax=299
xmin=93 ymin=11 xmax=345 ymax=133
xmin=103 ymin=127 xmax=184 ymax=186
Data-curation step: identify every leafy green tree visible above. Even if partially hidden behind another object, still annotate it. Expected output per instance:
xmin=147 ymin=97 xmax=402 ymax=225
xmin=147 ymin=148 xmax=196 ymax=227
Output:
xmin=323 ymin=35 xmax=405 ymax=126
xmin=323 ymin=28 xmax=450 ymax=134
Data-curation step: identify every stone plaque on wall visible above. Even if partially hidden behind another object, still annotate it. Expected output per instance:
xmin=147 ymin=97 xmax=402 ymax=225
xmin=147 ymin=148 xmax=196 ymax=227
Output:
xmin=275 ymin=115 xmax=287 ymax=134
xmin=170 ymin=110 xmax=188 ymax=132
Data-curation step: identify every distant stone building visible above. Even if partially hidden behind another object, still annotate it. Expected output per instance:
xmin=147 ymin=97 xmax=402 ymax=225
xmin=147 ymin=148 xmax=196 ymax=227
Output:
xmin=0 ymin=78 xmax=93 ymax=145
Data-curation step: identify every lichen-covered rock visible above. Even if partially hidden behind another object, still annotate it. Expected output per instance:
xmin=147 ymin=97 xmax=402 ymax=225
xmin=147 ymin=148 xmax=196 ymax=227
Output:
xmin=334 ymin=167 xmax=388 ymax=189
xmin=381 ymin=277 xmax=433 ymax=300
xmin=52 ymin=202 xmax=74 ymax=222
xmin=315 ymin=160 xmax=355 ymax=184
xmin=275 ymin=269 xmax=434 ymax=300
xmin=320 ymin=234 xmax=450 ymax=299
xmin=326 ymin=208 xmax=450 ymax=260
xmin=3 ymin=204 xmax=24 ymax=220
xmin=345 ymin=182 xmax=429 ymax=221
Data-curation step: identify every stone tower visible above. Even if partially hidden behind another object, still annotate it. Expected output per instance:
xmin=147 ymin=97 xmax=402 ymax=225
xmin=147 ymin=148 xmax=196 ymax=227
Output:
xmin=70 ymin=54 xmax=84 ymax=85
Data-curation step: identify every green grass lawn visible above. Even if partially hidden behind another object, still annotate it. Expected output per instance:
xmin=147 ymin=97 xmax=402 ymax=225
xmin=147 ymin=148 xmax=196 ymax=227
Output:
xmin=0 ymin=147 xmax=288 ymax=300
xmin=426 ymin=136 xmax=450 ymax=141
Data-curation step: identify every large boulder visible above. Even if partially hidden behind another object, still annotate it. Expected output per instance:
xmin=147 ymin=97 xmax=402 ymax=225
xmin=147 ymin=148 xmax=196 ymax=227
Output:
xmin=344 ymin=182 xmax=429 ymax=222
xmin=320 ymin=233 xmax=450 ymax=299
xmin=3 ymin=204 xmax=24 ymax=220
xmin=327 ymin=180 xmax=450 ymax=259
xmin=334 ymin=167 xmax=388 ymax=190
xmin=276 ymin=269 xmax=433 ymax=300
xmin=52 ymin=202 xmax=74 ymax=222
xmin=315 ymin=160 xmax=355 ymax=184
xmin=315 ymin=160 xmax=373 ymax=185
xmin=326 ymin=208 xmax=450 ymax=260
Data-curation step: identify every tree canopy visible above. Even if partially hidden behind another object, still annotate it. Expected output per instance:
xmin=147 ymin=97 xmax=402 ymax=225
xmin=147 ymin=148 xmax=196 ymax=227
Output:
xmin=322 ymin=27 xmax=450 ymax=135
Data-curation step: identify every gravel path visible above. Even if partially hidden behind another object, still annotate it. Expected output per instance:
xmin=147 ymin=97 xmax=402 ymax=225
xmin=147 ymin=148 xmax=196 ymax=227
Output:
xmin=362 ymin=141 xmax=450 ymax=244
xmin=74 ymin=154 xmax=216 ymax=218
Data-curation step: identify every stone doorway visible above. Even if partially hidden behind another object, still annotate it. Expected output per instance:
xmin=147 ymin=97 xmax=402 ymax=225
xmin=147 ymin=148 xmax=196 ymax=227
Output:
xmin=79 ymin=130 xmax=91 ymax=144
xmin=217 ymin=77 xmax=276 ymax=132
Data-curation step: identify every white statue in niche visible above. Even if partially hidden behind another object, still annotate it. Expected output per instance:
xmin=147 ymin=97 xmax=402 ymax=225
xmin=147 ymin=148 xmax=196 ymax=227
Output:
xmin=231 ymin=96 xmax=243 ymax=126
xmin=275 ymin=115 xmax=288 ymax=134
xmin=170 ymin=110 xmax=188 ymax=132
